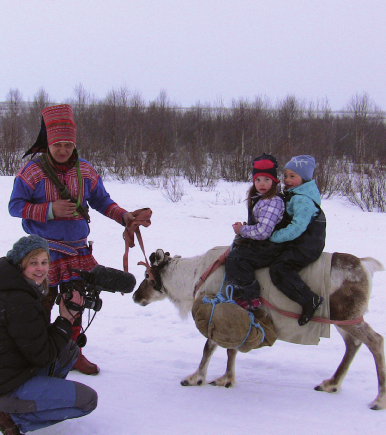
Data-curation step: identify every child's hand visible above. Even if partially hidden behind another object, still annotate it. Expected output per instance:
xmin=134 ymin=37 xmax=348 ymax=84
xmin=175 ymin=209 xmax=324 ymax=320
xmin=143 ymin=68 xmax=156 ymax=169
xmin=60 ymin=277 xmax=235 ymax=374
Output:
xmin=232 ymin=222 xmax=243 ymax=235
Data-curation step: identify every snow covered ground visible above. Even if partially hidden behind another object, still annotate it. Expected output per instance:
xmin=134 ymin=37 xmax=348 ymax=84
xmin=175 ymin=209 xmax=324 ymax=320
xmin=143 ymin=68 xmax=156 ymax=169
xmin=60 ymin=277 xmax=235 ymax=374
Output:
xmin=1 ymin=175 xmax=386 ymax=435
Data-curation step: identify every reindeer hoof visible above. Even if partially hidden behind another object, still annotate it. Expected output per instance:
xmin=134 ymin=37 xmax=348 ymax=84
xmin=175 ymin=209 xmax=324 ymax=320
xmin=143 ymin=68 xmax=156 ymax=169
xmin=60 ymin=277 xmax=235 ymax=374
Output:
xmin=370 ymin=403 xmax=382 ymax=410
xmin=314 ymin=385 xmax=337 ymax=393
xmin=209 ymin=380 xmax=233 ymax=388
xmin=180 ymin=379 xmax=203 ymax=386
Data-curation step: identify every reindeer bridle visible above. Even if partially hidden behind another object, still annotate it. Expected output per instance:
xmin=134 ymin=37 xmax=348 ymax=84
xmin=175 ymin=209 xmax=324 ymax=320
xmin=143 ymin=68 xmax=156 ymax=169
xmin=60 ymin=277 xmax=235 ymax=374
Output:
xmin=138 ymin=251 xmax=170 ymax=293
xmin=147 ymin=266 xmax=164 ymax=292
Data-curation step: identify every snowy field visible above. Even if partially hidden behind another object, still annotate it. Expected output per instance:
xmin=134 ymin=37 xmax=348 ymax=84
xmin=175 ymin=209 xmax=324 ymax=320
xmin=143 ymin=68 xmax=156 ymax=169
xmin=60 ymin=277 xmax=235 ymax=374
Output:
xmin=1 ymin=175 xmax=386 ymax=435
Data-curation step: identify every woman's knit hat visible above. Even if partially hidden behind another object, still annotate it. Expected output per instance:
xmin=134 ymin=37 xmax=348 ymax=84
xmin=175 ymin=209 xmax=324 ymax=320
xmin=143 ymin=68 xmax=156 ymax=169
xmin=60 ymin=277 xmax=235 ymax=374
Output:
xmin=6 ymin=235 xmax=50 ymax=266
xmin=284 ymin=155 xmax=315 ymax=181
xmin=23 ymin=104 xmax=77 ymax=158
xmin=252 ymin=154 xmax=279 ymax=184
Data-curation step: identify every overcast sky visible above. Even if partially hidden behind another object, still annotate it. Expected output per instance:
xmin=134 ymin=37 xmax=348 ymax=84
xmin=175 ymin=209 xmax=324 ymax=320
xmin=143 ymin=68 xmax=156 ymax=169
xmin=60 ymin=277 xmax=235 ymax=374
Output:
xmin=1 ymin=0 xmax=386 ymax=110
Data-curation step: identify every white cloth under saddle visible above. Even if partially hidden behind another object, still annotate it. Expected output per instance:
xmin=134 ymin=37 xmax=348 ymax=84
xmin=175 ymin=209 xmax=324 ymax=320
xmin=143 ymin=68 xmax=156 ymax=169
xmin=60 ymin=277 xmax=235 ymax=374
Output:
xmin=256 ymin=252 xmax=332 ymax=345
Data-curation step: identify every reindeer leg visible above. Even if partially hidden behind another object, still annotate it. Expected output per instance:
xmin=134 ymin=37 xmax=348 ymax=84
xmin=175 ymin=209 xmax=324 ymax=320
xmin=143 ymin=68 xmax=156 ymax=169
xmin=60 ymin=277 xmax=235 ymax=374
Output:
xmin=209 ymin=348 xmax=238 ymax=388
xmin=315 ymin=323 xmax=386 ymax=410
xmin=181 ymin=339 xmax=218 ymax=386
xmin=315 ymin=325 xmax=362 ymax=394
xmin=343 ymin=322 xmax=385 ymax=410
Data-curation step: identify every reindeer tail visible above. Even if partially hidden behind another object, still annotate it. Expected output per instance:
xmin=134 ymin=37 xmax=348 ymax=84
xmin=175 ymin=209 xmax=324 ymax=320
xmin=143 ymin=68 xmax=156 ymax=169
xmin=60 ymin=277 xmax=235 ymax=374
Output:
xmin=361 ymin=257 xmax=385 ymax=276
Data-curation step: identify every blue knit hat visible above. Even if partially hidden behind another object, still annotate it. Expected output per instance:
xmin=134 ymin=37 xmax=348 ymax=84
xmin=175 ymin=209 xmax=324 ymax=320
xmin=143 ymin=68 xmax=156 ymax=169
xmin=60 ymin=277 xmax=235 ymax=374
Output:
xmin=6 ymin=235 xmax=50 ymax=266
xmin=284 ymin=155 xmax=316 ymax=182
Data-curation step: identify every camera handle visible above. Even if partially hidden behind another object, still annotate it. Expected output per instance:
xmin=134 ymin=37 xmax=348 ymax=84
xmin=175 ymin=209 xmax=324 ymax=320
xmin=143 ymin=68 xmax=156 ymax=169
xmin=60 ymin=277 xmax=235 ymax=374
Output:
xmin=55 ymin=291 xmax=84 ymax=313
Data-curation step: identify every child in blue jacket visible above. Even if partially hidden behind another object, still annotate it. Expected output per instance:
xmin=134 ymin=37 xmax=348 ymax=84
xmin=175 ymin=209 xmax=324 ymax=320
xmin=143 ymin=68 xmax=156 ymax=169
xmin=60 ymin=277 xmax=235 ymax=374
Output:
xmin=269 ymin=155 xmax=326 ymax=326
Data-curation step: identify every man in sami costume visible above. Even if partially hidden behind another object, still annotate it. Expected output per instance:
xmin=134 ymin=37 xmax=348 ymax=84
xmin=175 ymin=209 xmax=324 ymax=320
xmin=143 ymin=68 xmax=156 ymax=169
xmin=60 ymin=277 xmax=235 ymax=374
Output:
xmin=9 ymin=104 xmax=135 ymax=375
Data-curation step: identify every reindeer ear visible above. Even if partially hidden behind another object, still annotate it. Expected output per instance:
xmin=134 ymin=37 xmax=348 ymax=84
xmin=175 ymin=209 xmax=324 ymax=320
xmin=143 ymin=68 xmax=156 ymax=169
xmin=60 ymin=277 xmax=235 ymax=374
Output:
xmin=149 ymin=252 xmax=156 ymax=265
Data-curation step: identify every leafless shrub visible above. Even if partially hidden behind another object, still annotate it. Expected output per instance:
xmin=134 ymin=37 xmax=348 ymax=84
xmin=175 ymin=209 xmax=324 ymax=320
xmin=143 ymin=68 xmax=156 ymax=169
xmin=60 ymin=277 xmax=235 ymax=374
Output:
xmin=187 ymin=159 xmax=219 ymax=192
xmin=196 ymin=173 xmax=218 ymax=191
xmin=143 ymin=176 xmax=163 ymax=190
xmin=162 ymin=175 xmax=185 ymax=202
xmin=343 ymin=167 xmax=386 ymax=212
xmin=212 ymin=189 xmax=243 ymax=205
xmin=0 ymin=147 xmax=23 ymax=175
xmin=316 ymin=158 xmax=349 ymax=198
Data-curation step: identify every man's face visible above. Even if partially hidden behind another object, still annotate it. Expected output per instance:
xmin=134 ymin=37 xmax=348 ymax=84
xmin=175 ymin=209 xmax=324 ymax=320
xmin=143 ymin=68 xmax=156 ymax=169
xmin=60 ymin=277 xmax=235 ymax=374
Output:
xmin=49 ymin=141 xmax=75 ymax=164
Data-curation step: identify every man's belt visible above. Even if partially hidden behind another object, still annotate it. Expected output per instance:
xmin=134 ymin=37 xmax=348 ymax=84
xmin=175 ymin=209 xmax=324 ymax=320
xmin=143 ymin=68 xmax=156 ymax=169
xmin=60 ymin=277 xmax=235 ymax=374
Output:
xmin=46 ymin=238 xmax=88 ymax=256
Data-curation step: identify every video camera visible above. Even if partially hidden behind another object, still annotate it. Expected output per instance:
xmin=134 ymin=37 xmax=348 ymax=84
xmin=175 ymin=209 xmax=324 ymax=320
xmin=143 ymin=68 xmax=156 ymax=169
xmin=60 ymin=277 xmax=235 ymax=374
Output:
xmin=55 ymin=265 xmax=136 ymax=313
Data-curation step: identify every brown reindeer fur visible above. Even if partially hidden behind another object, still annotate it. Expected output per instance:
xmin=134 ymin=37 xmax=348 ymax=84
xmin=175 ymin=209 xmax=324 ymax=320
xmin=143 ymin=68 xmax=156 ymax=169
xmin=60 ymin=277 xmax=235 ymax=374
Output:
xmin=330 ymin=253 xmax=369 ymax=321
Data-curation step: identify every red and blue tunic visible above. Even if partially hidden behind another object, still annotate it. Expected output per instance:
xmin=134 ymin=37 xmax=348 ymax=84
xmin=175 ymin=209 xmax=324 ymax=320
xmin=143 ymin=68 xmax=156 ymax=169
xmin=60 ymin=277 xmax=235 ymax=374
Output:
xmin=9 ymin=156 xmax=128 ymax=286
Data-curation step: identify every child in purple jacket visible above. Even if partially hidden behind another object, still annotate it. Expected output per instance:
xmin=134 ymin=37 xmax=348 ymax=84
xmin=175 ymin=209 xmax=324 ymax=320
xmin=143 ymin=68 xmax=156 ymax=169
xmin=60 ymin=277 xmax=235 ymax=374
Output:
xmin=225 ymin=154 xmax=285 ymax=306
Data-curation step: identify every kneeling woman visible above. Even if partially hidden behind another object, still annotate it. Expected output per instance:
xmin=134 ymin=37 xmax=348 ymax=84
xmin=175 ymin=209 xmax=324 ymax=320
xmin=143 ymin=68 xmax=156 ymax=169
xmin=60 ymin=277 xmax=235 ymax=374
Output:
xmin=0 ymin=235 xmax=97 ymax=435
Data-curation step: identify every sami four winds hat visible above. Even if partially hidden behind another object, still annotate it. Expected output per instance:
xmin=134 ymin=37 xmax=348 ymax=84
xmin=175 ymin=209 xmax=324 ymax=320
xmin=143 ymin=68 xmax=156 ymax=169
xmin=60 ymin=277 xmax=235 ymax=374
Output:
xmin=23 ymin=104 xmax=76 ymax=158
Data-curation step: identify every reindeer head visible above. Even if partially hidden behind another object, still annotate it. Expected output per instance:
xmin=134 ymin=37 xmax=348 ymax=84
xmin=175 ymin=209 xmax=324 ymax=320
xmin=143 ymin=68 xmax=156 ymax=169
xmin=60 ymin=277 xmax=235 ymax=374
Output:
xmin=132 ymin=249 xmax=171 ymax=306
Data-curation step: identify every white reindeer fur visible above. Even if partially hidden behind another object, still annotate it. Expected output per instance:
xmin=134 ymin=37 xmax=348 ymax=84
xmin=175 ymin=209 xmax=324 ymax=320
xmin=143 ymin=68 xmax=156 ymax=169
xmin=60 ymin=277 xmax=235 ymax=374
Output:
xmin=161 ymin=247 xmax=229 ymax=318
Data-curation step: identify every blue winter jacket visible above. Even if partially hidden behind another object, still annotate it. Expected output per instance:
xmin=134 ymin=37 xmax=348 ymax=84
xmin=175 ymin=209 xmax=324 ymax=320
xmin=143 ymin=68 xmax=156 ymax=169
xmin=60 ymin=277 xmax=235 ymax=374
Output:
xmin=270 ymin=180 xmax=321 ymax=243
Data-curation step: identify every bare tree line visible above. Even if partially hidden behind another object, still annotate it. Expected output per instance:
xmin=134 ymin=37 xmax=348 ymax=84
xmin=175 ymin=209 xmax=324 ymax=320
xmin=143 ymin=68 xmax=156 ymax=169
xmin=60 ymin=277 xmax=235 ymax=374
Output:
xmin=1 ymin=86 xmax=386 ymax=211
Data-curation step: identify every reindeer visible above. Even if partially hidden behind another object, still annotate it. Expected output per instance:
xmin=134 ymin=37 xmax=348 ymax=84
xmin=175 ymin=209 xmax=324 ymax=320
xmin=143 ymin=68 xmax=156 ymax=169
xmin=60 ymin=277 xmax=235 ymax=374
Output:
xmin=133 ymin=246 xmax=386 ymax=410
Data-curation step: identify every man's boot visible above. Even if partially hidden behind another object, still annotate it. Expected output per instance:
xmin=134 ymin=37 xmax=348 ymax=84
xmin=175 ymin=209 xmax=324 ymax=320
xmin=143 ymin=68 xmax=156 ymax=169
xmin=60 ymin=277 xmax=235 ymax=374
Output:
xmin=72 ymin=348 xmax=100 ymax=375
xmin=0 ymin=412 xmax=23 ymax=435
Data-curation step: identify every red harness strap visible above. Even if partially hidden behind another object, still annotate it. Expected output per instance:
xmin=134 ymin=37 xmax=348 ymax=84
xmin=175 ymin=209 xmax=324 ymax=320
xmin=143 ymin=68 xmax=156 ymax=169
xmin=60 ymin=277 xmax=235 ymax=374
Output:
xmin=194 ymin=247 xmax=230 ymax=297
xmin=260 ymin=297 xmax=364 ymax=326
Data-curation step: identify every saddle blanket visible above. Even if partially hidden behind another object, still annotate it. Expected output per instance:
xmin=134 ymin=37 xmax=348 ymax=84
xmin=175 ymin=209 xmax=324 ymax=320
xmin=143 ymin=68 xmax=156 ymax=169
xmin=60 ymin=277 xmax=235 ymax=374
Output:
xmin=200 ymin=247 xmax=332 ymax=346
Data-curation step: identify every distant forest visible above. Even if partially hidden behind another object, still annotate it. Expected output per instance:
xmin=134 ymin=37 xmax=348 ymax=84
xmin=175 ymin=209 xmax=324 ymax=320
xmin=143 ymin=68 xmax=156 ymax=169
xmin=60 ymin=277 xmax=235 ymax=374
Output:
xmin=1 ymin=86 xmax=386 ymax=211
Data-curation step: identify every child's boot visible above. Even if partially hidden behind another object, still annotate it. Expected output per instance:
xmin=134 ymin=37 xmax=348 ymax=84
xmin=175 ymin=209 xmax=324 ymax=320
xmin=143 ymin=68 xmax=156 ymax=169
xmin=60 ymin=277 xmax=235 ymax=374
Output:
xmin=298 ymin=295 xmax=323 ymax=326
xmin=240 ymin=280 xmax=260 ymax=308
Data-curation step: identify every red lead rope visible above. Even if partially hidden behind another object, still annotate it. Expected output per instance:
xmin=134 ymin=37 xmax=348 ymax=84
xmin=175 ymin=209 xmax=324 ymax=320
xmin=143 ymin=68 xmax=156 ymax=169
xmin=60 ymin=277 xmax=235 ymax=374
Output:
xmin=123 ymin=208 xmax=153 ymax=278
